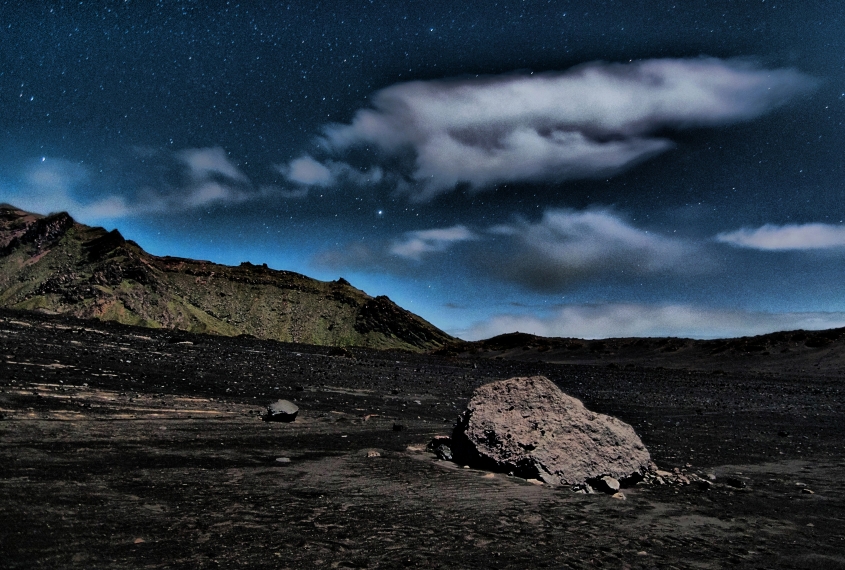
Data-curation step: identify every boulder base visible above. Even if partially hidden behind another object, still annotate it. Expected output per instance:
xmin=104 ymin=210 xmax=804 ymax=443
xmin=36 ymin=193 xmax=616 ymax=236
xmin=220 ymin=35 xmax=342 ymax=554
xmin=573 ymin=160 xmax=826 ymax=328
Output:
xmin=451 ymin=376 xmax=650 ymax=486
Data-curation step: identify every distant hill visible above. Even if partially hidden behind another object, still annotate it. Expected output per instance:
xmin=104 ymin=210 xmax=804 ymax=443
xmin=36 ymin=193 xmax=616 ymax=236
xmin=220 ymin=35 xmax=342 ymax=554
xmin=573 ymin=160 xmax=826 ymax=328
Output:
xmin=0 ymin=204 xmax=452 ymax=351
xmin=440 ymin=328 xmax=845 ymax=376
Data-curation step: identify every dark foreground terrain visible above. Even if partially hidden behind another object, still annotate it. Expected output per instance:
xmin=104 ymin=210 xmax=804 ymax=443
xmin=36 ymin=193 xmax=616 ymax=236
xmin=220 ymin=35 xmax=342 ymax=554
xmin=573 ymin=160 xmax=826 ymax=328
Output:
xmin=1 ymin=309 xmax=844 ymax=569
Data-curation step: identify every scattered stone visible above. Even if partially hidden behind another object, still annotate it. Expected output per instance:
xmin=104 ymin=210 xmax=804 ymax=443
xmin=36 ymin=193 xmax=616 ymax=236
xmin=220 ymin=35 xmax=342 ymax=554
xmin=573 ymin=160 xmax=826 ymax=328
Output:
xmin=275 ymin=457 xmax=292 ymax=463
xmin=435 ymin=445 xmax=453 ymax=461
xmin=451 ymin=376 xmax=651 ymax=486
xmin=426 ymin=436 xmax=453 ymax=460
xmin=366 ymin=450 xmax=381 ymax=458
xmin=264 ymin=399 xmax=299 ymax=423
xmin=591 ymin=475 xmax=621 ymax=494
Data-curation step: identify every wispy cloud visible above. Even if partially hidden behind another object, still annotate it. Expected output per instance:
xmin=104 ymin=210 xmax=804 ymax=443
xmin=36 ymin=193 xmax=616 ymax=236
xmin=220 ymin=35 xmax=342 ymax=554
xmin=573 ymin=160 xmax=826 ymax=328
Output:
xmin=321 ymin=58 xmax=816 ymax=200
xmin=176 ymin=147 xmax=249 ymax=183
xmin=489 ymin=208 xmax=697 ymax=291
xmin=281 ymin=155 xmax=335 ymax=186
xmin=314 ymin=224 xmax=478 ymax=270
xmin=717 ymin=223 xmax=845 ymax=250
xmin=277 ymin=155 xmax=383 ymax=191
xmin=390 ymin=225 xmax=478 ymax=260
xmin=0 ymin=149 xmax=269 ymax=223
xmin=462 ymin=303 xmax=845 ymax=341
xmin=2 ymin=158 xmax=130 ymax=222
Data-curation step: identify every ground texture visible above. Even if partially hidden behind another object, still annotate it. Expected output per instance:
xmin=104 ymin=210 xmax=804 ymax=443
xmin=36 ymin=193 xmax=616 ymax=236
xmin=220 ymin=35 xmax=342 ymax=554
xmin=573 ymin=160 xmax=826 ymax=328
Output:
xmin=1 ymin=310 xmax=844 ymax=569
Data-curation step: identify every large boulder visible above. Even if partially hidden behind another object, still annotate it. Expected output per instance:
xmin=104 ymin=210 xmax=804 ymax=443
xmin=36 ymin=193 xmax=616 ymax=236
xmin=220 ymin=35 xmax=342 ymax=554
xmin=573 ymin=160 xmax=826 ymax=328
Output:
xmin=451 ymin=376 xmax=650 ymax=486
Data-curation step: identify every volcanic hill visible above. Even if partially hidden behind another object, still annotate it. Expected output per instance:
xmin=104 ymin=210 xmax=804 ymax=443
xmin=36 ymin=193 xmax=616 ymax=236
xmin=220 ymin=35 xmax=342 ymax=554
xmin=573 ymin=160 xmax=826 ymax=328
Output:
xmin=0 ymin=204 xmax=451 ymax=351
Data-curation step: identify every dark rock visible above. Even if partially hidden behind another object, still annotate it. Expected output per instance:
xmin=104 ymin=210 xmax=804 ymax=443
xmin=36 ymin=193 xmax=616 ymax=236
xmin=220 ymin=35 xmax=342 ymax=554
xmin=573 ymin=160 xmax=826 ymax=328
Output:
xmin=392 ymin=422 xmax=404 ymax=432
xmin=264 ymin=399 xmax=299 ymax=422
xmin=328 ymin=346 xmax=353 ymax=358
xmin=451 ymin=376 xmax=651 ymax=486
xmin=435 ymin=445 xmax=453 ymax=461
xmin=725 ymin=477 xmax=747 ymax=489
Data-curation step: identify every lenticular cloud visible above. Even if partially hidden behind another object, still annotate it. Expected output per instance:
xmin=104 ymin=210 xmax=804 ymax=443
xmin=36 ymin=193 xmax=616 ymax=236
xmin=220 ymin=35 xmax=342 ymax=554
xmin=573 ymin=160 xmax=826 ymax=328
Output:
xmin=323 ymin=58 xmax=816 ymax=200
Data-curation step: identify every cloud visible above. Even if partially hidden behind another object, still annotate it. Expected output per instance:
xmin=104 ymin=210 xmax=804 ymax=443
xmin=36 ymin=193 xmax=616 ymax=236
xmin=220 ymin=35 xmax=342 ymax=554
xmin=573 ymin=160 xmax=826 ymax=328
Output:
xmin=490 ymin=208 xmax=696 ymax=291
xmin=389 ymin=225 xmax=478 ymax=260
xmin=278 ymin=155 xmax=384 ymax=189
xmin=462 ymin=303 xmax=845 ymax=341
xmin=282 ymin=155 xmax=335 ymax=186
xmin=312 ymin=242 xmax=379 ymax=271
xmin=322 ymin=58 xmax=816 ymax=200
xmin=717 ymin=223 xmax=845 ymax=250
xmin=176 ymin=147 xmax=248 ymax=183
xmin=0 ymin=148 xmax=270 ymax=224
xmin=314 ymin=225 xmax=478 ymax=270
xmin=0 ymin=159 xmax=131 ymax=222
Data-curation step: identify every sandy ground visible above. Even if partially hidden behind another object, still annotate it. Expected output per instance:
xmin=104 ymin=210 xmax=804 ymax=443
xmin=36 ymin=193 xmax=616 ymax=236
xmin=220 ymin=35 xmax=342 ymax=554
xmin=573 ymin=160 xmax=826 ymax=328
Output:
xmin=1 ymin=311 xmax=844 ymax=569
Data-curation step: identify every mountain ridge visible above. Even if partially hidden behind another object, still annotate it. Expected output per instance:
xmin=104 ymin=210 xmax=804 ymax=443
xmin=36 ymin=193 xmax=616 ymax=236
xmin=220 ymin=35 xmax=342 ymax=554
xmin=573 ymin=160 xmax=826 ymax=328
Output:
xmin=0 ymin=204 xmax=452 ymax=351
xmin=440 ymin=328 xmax=845 ymax=376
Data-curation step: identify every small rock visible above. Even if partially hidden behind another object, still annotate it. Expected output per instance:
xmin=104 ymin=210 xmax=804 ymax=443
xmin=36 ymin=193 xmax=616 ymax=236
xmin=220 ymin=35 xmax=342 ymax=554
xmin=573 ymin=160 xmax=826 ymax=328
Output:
xmin=599 ymin=475 xmax=621 ymax=493
xmin=133 ymin=538 xmax=145 ymax=544
xmin=526 ymin=478 xmax=544 ymax=485
xmin=264 ymin=400 xmax=299 ymax=423
xmin=366 ymin=450 xmax=381 ymax=458
xmin=435 ymin=445 xmax=453 ymax=461
xmin=802 ymin=488 xmax=815 ymax=494
xmin=611 ymin=491 xmax=626 ymax=500
xmin=275 ymin=457 xmax=292 ymax=463
xmin=725 ymin=477 xmax=746 ymax=489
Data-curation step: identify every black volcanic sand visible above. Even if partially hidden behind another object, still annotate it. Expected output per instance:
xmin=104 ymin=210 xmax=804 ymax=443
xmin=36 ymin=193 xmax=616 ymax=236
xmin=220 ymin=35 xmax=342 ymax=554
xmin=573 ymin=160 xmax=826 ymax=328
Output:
xmin=1 ymin=311 xmax=844 ymax=569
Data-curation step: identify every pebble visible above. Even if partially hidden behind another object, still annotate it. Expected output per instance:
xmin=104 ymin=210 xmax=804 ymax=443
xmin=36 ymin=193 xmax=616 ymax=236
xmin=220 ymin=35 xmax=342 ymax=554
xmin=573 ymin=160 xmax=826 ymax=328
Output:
xmin=275 ymin=457 xmax=291 ymax=463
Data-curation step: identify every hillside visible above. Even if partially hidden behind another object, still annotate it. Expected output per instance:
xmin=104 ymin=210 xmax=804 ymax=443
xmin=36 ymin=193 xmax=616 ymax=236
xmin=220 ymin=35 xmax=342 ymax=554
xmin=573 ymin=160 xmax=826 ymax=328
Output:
xmin=0 ymin=204 xmax=452 ymax=351
xmin=441 ymin=328 xmax=845 ymax=376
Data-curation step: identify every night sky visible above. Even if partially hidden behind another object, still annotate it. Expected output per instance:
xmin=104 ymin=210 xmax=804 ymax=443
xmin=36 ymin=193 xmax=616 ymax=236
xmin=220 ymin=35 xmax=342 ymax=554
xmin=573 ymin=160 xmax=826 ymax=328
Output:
xmin=2 ymin=1 xmax=845 ymax=340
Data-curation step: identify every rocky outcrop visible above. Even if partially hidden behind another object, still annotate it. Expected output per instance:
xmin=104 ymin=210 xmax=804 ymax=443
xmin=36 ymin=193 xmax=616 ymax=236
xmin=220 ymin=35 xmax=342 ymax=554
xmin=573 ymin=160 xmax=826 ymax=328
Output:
xmin=451 ymin=376 xmax=651 ymax=486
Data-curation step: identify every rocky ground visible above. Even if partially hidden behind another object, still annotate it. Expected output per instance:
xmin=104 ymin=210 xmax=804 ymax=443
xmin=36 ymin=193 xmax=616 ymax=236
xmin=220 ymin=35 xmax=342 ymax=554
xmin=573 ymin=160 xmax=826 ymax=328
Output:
xmin=1 ymin=309 xmax=844 ymax=569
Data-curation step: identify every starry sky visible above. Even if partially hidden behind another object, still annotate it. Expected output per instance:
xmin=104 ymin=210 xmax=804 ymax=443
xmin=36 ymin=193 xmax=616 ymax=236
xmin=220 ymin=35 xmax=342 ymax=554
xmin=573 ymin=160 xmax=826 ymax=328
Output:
xmin=2 ymin=1 xmax=845 ymax=340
